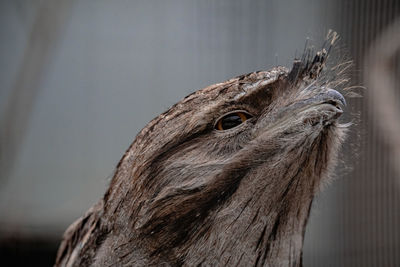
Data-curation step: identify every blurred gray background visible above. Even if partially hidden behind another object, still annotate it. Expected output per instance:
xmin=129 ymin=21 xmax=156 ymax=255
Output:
xmin=1 ymin=0 xmax=399 ymax=266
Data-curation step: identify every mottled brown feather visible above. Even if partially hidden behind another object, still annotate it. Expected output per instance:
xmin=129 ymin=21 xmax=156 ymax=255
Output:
xmin=55 ymin=32 xmax=349 ymax=267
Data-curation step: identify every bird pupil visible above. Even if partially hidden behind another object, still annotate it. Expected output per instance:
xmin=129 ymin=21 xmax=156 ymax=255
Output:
xmin=221 ymin=114 xmax=242 ymax=129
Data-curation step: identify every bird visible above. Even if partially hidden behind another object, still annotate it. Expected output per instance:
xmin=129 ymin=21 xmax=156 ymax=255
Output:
xmin=55 ymin=32 xmax=349 ymax=267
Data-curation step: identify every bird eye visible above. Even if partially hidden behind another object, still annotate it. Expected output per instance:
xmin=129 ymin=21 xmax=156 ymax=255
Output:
xmin=215 ymin=111 xmax=252 ymax=131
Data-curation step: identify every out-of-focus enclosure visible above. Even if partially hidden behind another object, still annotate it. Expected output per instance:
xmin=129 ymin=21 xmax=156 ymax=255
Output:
xmin=1 ymin=0 xmax=400 ymax=266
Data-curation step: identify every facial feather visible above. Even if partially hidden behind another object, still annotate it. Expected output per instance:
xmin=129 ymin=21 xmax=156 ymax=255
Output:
xmin=55 ymin=32 xmax=350 ymax=267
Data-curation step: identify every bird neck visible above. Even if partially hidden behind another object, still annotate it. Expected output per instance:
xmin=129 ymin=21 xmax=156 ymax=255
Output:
xmin=178 ymin=193 xmax=314 ymax=267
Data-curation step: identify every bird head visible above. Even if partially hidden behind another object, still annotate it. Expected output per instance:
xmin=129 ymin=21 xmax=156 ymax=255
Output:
xmin=57 ymin=32 xmax=350 ymax=267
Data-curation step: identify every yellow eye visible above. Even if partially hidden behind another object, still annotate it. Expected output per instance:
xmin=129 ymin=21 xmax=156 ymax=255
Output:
xmin=215 ymin=111 xmax=252 ymax=130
